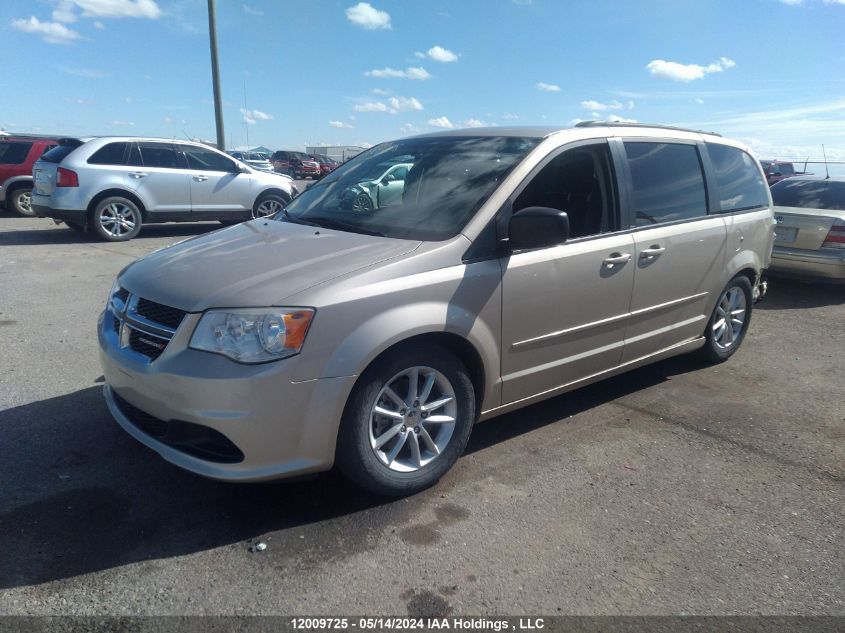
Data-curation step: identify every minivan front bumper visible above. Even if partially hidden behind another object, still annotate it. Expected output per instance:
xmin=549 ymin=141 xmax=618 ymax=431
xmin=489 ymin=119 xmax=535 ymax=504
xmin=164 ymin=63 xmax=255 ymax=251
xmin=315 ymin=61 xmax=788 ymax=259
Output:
xmin=98 ymin=307 xmax=357 ymax=481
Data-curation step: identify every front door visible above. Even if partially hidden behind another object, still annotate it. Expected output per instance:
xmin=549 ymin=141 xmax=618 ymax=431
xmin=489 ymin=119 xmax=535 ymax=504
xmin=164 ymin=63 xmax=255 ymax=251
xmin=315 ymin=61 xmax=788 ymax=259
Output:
xmin=178 ymin=144 xmax=252 ymax=219
xmin=500 ymin=142 xmax=635 ymax=404
xmin=375 ymin=164 xmax=411 ymax=207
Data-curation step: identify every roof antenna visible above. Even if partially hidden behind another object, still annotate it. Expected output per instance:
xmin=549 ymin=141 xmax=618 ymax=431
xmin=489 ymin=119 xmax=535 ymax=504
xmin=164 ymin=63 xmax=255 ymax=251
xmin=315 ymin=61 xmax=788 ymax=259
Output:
xmin=822 ymin=144 xmax=830 ymax=179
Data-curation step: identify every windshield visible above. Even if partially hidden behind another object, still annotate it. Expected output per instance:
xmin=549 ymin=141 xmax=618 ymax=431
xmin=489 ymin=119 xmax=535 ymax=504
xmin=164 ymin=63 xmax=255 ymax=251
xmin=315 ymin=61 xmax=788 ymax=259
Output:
xmin=278 ymin=135 xmax=539 ymax=241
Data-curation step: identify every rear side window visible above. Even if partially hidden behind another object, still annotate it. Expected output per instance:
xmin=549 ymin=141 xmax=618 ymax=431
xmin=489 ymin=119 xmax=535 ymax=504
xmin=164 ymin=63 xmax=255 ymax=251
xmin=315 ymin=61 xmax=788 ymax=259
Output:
xmin=138 ymin=143 xmax=181 ymax=169
xmin=706 ymin=144 xmax=769 ymax=212
xmin=771 ymin=180 xmax=845 ymax=211
xmin=40 ymin=144 xmax=57 ymax=156
xmin=179 ymin=145 xmax=235 ymax=172
xmin=88 ymin=142 xmax=128 ymax=165
xmin=41 ymin=144 xmax=79 ymax=164
xmin=623 ymin=142 xmax=708 ymax=226
xmin=0 ymin=142 xmax=33 ymax=164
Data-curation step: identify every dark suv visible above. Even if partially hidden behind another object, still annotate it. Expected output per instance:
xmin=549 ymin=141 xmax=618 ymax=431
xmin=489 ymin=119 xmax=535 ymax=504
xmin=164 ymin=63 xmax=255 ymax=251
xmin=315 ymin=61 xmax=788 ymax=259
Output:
xmin=1 ymin=135 xmax=61 ymax=216
xmin=270 ymin=150 xmax=321 ymax=179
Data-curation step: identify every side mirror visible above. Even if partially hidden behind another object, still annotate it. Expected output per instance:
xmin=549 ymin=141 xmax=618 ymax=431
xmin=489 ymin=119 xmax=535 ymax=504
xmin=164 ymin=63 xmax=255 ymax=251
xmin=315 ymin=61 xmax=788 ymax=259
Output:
xmin=508 ymin=206 xmax=570 ymax=251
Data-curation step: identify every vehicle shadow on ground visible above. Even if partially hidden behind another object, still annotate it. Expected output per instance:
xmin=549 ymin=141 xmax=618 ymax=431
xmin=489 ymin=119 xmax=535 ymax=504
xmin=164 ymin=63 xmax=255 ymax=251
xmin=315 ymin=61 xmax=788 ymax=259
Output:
xmin=0 ymin=354 xmax=703 ymax=590
xmin=757 ymin=276 xmax=845 ymax=310
xmin=0 ymin=222 xmax=221 ymax=246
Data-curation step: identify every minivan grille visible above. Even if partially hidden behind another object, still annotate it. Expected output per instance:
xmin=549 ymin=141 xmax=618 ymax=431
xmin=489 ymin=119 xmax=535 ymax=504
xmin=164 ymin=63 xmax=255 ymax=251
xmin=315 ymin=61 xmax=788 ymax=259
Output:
xmin=111 ymin=289 xmax=187 ymax=362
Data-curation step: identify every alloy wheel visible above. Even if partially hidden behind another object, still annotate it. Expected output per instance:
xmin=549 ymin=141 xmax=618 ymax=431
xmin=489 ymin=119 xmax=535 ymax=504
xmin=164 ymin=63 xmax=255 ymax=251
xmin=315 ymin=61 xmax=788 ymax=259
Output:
xmin=254 ymin=198 xmax=283 ymax=218
xmin=369 ymin=366 xmax=457 ymax=473
xmin=98 ymin=202 xmax=137 ymax=238
xmin=16 ymin=190 xmax=33 ymax=214
xmin=713 ymin=286 xmax=747 ymax=350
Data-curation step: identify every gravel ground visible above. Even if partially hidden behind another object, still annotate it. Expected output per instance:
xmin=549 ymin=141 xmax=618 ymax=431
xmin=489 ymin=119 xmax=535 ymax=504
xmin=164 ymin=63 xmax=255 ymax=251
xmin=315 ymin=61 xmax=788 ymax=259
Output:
xmin=0 ymin=210 xmax=842 ymax=616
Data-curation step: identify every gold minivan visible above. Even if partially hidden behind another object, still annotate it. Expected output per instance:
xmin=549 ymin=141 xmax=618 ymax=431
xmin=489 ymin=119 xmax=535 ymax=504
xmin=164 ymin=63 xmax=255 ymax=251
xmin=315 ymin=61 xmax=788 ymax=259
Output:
xmin=100 ymin=123 xmax=774 ymax=495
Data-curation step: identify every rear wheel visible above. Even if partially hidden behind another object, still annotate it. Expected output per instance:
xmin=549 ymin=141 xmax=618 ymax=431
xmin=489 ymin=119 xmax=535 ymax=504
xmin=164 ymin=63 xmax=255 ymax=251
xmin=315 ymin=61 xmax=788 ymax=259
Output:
xmin=10 ymin=186 xmax=35 ymax=217
xmin=698 ymin=275 xmax=753 ymax=363
xmin=90 ymin=196 xmax=142 ymax=242
xmin=336 ymin=345 xmax=475 ymax=496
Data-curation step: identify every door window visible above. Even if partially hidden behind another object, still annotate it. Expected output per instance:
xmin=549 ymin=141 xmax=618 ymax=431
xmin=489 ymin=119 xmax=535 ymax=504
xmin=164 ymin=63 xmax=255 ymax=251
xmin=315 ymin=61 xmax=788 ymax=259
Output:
xmin=706 ymin=144 xmax=769 ymax=212
xmin=623 ymin=142 xmax=707 ymax=226
xmin=513 ymin=142 xmax=617 ymax=239
xmin=0 ymin=142 xmax=33 ymax=165
xmin=179 ymin=145 xmax=236 ymax=172
xmin=138 ymin=142 xmax=182 ymax=169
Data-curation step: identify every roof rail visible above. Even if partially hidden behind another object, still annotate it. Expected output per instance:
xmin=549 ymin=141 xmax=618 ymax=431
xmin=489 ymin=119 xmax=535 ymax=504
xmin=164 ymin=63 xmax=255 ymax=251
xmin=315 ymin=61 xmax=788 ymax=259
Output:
xmin=574 ymin=121 xmax=722 ymax=137
xmin=0 ymin=132 xmax=70 ymax=140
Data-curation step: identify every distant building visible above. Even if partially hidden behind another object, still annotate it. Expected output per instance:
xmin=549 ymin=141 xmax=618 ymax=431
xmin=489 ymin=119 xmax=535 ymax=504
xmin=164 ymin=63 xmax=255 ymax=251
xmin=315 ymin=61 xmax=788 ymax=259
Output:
xmin=306 ymin=145 xmax=366 ymax=162
xmin=231 ymin=145 xmax=273 ymax=155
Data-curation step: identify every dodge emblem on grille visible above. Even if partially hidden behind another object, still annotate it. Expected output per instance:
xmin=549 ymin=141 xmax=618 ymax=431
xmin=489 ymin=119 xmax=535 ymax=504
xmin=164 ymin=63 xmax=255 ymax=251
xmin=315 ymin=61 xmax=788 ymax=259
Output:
xmin=138 ymin=336 xmax=166 ymax=350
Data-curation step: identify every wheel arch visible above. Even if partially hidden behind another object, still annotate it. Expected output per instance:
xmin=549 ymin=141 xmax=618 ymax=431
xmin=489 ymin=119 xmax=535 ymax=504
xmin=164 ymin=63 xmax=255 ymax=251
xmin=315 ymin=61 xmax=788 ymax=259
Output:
xmin=86 ymin=188 xmax=148 ymax=220
xmin=254 ymin=186 xmax=292 ymax=206
xmin=3 ymin=176 xmax=34 ymax=199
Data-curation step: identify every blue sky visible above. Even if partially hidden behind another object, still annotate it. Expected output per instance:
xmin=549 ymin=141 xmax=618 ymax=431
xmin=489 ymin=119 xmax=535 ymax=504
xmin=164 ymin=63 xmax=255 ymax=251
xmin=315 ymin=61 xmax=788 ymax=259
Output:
xmin=2 ymin=0 xmax=845 ymax=164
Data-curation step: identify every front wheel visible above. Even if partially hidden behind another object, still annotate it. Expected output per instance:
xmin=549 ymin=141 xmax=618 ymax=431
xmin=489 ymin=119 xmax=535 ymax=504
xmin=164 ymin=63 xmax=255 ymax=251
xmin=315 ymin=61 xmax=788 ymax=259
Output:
xmin=90 ymin=197 xmax=142 ymax=241
xmin=698 ymin=275 xmax=753 ymax=363
xmin=336 ymin=345 xmax=475 ymax=496
xmin=10 ymin=186 xmax=35 ymax=217
xmin=352 ymin=192 xmax=374 ymax=213
xmin=252 ymin=192 xmax=289 ymax=219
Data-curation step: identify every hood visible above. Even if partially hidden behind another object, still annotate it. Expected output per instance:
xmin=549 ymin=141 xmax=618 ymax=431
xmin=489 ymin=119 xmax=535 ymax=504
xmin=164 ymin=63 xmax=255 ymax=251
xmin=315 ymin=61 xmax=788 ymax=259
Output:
xmin=119 ymin=220 xmax=420 ymax=312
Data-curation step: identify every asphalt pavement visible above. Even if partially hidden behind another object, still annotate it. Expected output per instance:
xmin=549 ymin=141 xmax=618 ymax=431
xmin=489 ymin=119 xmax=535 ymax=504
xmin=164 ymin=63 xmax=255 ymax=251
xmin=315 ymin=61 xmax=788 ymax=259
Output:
xmin=0 ymin=209 xmax=842 ymax=616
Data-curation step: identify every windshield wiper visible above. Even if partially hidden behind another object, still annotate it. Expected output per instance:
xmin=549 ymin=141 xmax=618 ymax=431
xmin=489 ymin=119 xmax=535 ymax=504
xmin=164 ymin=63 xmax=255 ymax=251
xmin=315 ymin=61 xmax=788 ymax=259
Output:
xmin=304 ymin=216 xmax=385 ymax=237
xmin=279 ymin=208 xmax=321 ymax=227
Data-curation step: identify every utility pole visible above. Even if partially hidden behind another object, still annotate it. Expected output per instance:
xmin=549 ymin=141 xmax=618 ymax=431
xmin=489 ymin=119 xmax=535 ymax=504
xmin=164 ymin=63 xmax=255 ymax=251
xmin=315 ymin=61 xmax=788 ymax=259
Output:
xmin=207 ymin=0 xmax=225 ymax=150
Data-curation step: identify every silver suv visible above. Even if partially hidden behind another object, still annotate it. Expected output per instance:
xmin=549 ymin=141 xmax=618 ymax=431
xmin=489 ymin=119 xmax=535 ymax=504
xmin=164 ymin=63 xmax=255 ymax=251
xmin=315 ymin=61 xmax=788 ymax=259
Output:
xmin=99 ymin=124 xmax=774 ymax=495
xmin=31 ymin=137 xmax=296 ymax=241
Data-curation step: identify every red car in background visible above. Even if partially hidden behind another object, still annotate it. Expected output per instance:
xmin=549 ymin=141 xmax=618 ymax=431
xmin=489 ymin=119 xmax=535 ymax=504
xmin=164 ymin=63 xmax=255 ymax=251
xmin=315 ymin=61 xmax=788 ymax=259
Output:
xmin=313 ymin=155 xmax=340 ymax=178
xmin=1 ymin=135 xmax=61 ymax=216
xmin=270 ymin=150 xmax=321 ymax=179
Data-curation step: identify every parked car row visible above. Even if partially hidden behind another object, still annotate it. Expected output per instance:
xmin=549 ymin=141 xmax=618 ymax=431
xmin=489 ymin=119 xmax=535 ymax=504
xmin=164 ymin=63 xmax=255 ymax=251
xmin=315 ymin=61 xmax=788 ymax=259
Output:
xmin=270 ymin=150 xmax=340 ymax=179
xmin=0 ymin=134 xmax=60 ymax=216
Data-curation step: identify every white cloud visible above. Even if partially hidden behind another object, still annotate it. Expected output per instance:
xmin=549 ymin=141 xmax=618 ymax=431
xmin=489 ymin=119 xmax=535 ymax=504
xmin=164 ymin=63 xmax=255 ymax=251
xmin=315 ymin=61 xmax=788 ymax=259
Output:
xmin=779 ymin=0 xmax=803 ymax=4
xmin=52 ymin=1 xmax=77 ymax=23
xmin=536 ymin=82 xmax=561 ymax=92
xmin=365 ymin=66 xmax=432 ymax=80
xmin=354 ymin=101 xmax=389 ymax=112
xmin=240 ymin=108 xmax=273 ymax=124
xmin=400 ymin=123 xmax=422 ymax=134
xmin=580 ymin=99 xmax=632 ymax=111
xmin=329 ymin=120 xmax=354 ymax=129
xmin=388 ymin=96 xmax=423 ymax=112
xmin=428 ymin=117 xmax=454 ymax=129
xmin=11 ymin=16 xmax=80 ymax=44
xmin=163 ymin=116 xmax=173 ymax=123
xmin=463 ymin=118 xmax=486 ymax=128
xmin=346 ymin=2 xmax=391 ymax=30
xmin=425 ymin=46 xmax=458 ymax=63
xmin=371 ymin=88 xmax=390 ymax=95
xmin=64 ymin=97 xmax=94 ymax=105
xmin=502 ymin=112 xmax=520 ymax=120
xmin=607 ymin=114 xmax=638 ymax=123
xmin=70 ymin=0 xmax=162 ymax=19
xmin=243 ymin=4 xmax=263 ymax=16
xmin=354 ymin=96 xmax=423 ymax=114
xmin=646 ymin=57 xmax=736 ymax=82
xmin=695 ymin=98 xmax=705 ymax=104
xmin=111 ymin=120 xmax=134 ymax=126
xmin=93 ymin=20 xmax=104 ymax=28
xmin=60 ymin=66 xmax=107 ymax=78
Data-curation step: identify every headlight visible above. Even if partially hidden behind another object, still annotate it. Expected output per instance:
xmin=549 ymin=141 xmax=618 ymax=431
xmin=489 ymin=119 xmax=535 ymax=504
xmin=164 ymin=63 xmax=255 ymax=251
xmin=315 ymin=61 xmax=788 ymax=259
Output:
xmin=189 ymin=308 xmax=314 ymax=364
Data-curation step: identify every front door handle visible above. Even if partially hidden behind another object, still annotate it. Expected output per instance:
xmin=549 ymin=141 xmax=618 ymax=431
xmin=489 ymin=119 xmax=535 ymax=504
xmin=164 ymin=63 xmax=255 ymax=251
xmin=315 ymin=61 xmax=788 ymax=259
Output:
xmin=640 ymin=245 xmax=666 ymax=259
xmin=193 ymin=175 xmax=208 ymax=182
xmin=129 ymin=172 xmax=148 ymax=179
xmin=602 ymin=252 xmax=632 ymax=268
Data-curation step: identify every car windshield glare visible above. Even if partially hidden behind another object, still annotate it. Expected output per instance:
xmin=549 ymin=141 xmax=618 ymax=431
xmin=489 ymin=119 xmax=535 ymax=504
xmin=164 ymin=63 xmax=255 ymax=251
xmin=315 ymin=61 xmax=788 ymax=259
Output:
xmin=278 ymin=136 xmax=540 ymax=241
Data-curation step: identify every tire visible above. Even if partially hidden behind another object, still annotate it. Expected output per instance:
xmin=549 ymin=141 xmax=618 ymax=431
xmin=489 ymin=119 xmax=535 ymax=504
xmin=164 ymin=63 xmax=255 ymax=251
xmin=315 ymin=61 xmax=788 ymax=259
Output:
xmin=252 ymin=192 xmax=289 ymax=219
xmin=336 ymin=344 xmax=476 ymax=496
xmin=90 ymin=196 xmax=143 ymax=242
xmin=9 ymin=186 xmax=35 ymax=217
xmin=352 ymin=192 xmax=374 ymax=213
xmin=698 ymin=275 xmax=753 ymax=363
xmin=65 ymin=221 xmax=85 ymax=232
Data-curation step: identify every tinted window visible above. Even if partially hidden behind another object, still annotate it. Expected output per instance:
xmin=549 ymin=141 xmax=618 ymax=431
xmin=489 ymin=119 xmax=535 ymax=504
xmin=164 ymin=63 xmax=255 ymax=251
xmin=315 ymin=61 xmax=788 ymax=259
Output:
xmin=127 ymin=143 xmax=143 ymax=167
xmin=41 ymin=144 xmax=79 ymax=164
xmin=514 ymin=143 xmax=617 ymax=239
xmin=0 ymin=142 xmax=33 ymax=164
xmin=41 ymin=144 xmax=57 ymax=156
xmin=624 ymin=142 xmax=707 ymax=226
xmin=771 ymin=180 xmax=845 ymax=211
xmin=179 ymin=145 xmax=235 ymax=172
xmin=88 ymin=142 xmax=128 ymax=165
xmin=390 ymin=165 xmax=409 ymax=180
xmin=778 ymin=164 xmax=795 ymax=176
xmin=138 ymin=143 xmax=181 ymax=169
xmin=706 ymin=144 xmax=769 ymax=212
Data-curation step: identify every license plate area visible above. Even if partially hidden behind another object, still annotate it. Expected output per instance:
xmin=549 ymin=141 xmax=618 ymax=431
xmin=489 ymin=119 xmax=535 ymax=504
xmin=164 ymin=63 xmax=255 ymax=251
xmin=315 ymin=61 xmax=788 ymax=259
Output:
xmin=774 ymin=227 xmax=798 ymax=244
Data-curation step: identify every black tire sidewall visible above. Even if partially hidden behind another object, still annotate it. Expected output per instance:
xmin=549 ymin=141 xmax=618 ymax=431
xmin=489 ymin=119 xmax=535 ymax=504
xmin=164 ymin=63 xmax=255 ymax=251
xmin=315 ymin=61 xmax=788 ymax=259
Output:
xmin=90 ymin=197 xmax=142 ymax=242
xmin=336 ymin=345 xmax=475 ymax=496
xmin=252 ymin=192 xmax=289 ymax=219
xmin=701 ymin=275 xmax=753 ymax=363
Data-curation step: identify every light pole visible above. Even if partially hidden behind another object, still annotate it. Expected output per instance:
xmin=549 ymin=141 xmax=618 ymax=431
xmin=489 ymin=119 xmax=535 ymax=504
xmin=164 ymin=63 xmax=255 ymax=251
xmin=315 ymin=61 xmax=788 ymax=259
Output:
xmin=207 ymin=0 xmax=225 ymax=150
